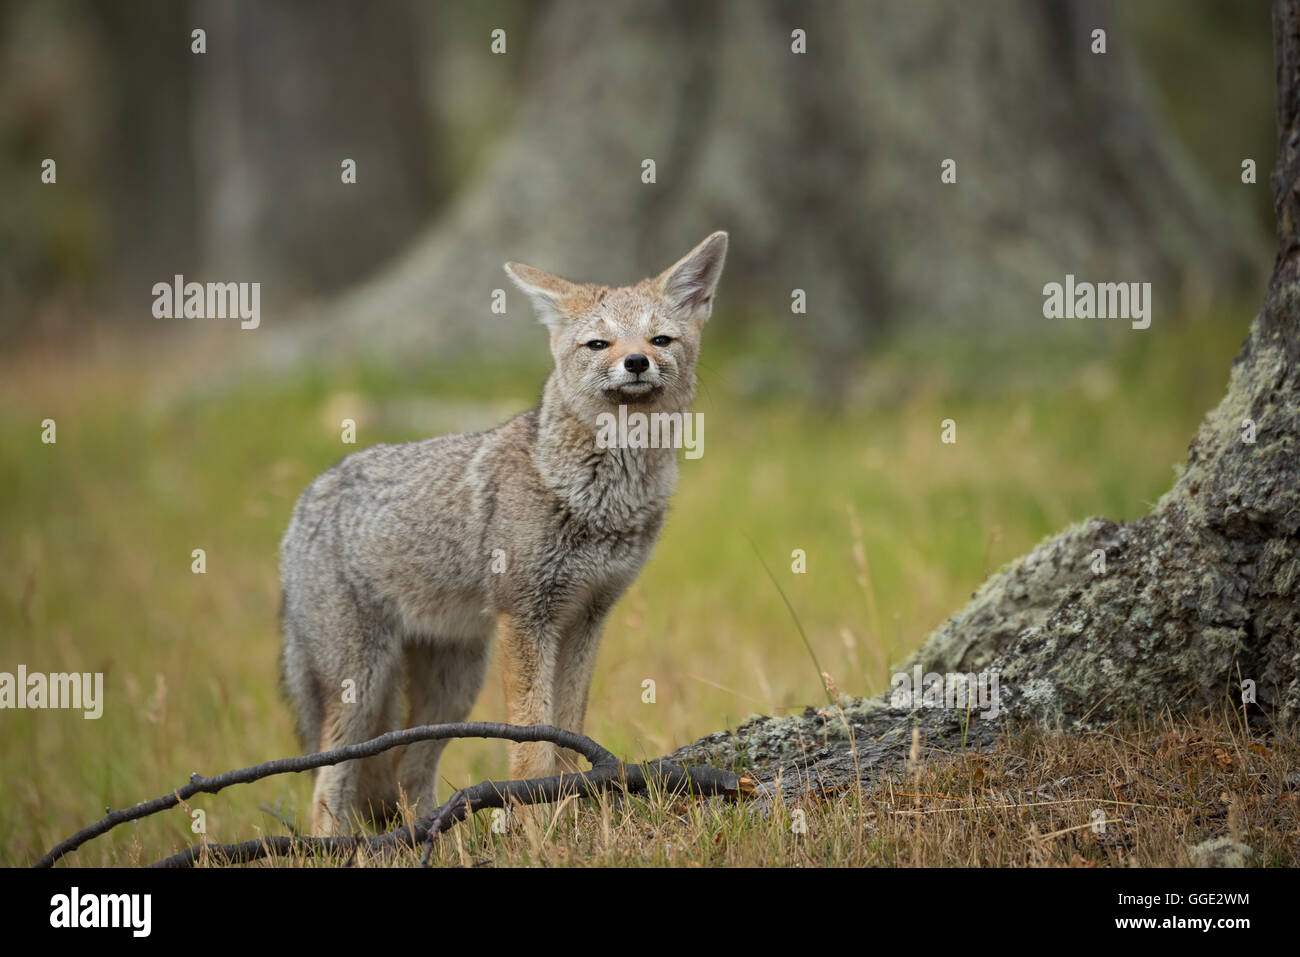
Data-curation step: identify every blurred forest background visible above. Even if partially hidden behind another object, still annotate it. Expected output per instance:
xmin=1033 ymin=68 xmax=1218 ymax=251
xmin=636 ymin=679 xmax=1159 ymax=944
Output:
xmin=0 ymin=0 xmax=1286 ymax=862
xmin=0 ymin=0 xmax=1277 ymax=373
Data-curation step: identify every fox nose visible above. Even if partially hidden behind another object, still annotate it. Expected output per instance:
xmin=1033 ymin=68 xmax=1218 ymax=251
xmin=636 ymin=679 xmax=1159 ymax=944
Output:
xmin=624 ymin=354 xmax=650 ymax=375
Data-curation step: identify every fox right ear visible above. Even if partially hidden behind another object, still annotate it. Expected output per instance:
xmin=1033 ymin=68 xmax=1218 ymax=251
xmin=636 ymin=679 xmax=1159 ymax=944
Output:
xmin=654 ymin=231 xmax=728 ymax=321
xmin=504 ymin=262 xmax=576 ymax=327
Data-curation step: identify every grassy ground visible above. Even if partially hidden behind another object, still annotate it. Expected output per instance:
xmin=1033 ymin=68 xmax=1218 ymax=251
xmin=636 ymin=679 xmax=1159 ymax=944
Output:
xmin=0 ymin=307 xmax=1277 ymax=866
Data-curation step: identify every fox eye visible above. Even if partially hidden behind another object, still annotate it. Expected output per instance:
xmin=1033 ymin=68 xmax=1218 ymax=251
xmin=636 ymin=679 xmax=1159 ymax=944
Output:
xmin=585 ymin=340 xmax=611 ymax=350
xmin=649 ymin=335 xmax=673 ymax=347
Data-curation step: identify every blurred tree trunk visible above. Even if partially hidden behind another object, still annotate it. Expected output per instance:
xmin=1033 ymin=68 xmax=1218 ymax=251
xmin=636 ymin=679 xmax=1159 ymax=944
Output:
xmin=670 ymin=0 xmax=1300 ymax=790
xmin=95 ymin=0 xmax=199 ymax=307
xmin=192 ymin=0 xmax=435 ymax=300
xmin=86 ymin=0 xmax=438 ymax=312
xmin=289 ymin=0 xmax=1258 ymax=390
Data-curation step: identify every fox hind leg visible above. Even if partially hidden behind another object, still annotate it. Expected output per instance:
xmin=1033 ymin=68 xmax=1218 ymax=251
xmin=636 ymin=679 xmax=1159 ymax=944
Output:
xmin=306 ymin=634 xmax=403 ymax=837
xmin=395 ymin=638 xmax=493 ymax=818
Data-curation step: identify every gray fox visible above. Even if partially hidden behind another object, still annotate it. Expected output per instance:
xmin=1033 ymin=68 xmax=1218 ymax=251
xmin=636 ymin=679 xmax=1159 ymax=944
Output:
xmin=279 ymin=232 xmax=727 ymax=835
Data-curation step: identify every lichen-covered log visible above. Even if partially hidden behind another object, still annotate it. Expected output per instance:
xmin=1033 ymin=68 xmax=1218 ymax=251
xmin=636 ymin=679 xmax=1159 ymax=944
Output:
xmin=667 ymin=700 xmax=1003 ymax=798
xmin=668 ymin=0 xmax=1300 ymax=790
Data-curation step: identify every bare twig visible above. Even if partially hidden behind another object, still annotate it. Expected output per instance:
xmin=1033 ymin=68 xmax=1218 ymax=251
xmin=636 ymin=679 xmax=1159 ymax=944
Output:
xmin=36 ymin=721 xmax=740 ymax=869
xmin=39 ymin=722 xmax=615 ymax=868
xmin=156 ymin=758 xmax=738 ymax=868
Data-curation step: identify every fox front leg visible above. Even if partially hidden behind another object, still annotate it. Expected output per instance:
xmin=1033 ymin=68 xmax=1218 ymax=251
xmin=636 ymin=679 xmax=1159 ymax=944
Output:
xmin=496 ymin=610 xmax=561 ymax=780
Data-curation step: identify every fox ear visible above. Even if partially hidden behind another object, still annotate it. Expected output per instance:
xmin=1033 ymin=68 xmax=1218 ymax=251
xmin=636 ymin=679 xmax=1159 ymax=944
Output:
xmin=504 ymin=262 xmax=576 ymax=327
xmin=654 ymin=231 xmax=728 ymax=320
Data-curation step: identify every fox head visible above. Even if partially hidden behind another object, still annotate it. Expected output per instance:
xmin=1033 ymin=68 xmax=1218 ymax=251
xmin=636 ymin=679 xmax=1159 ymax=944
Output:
xmin=505 ymin=231 xmax=727 ymax=421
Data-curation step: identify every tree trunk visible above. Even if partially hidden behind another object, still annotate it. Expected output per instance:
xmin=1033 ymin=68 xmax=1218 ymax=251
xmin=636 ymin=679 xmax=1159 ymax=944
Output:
xmin=278 ymin=0 xmax=1259 ymax=390
xmin=192 ymin=0 xmax=435 ymax=300
xmin=668 ymin=0 xmax=1300 ymax=790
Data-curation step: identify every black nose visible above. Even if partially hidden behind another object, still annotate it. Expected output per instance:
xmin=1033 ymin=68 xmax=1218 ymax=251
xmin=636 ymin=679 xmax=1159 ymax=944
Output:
xmin=624 ymin=354 xmax=650 ymax=374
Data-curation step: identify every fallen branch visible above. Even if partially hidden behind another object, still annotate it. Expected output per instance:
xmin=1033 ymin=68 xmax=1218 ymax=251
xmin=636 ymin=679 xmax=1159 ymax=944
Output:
xmin=35 ymin=722 xmax=741 ymax=868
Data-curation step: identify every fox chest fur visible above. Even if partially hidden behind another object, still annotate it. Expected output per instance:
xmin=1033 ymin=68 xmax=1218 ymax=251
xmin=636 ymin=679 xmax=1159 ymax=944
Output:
xmin=302 ymin=398 xmax=677 ymax=646
xmin=482 ymin=419 xmax=674 ymax=635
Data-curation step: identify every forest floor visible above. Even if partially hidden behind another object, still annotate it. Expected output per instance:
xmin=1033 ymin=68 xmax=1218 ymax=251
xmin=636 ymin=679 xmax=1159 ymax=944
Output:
xmin=6 ymin=306 xmax=1290 ymax=866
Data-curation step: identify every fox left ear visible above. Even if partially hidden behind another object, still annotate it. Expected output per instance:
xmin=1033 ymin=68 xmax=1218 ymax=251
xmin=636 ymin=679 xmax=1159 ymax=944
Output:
xmin=654 ymin=231 xmax=728 ymax=321
xmin=504 ymin=261 xmax=578 ymax=328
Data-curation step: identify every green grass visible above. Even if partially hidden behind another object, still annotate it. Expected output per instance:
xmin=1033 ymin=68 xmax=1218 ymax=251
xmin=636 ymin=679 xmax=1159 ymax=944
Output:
xmin=0 ymin=308 xmax=1254 ymax=865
